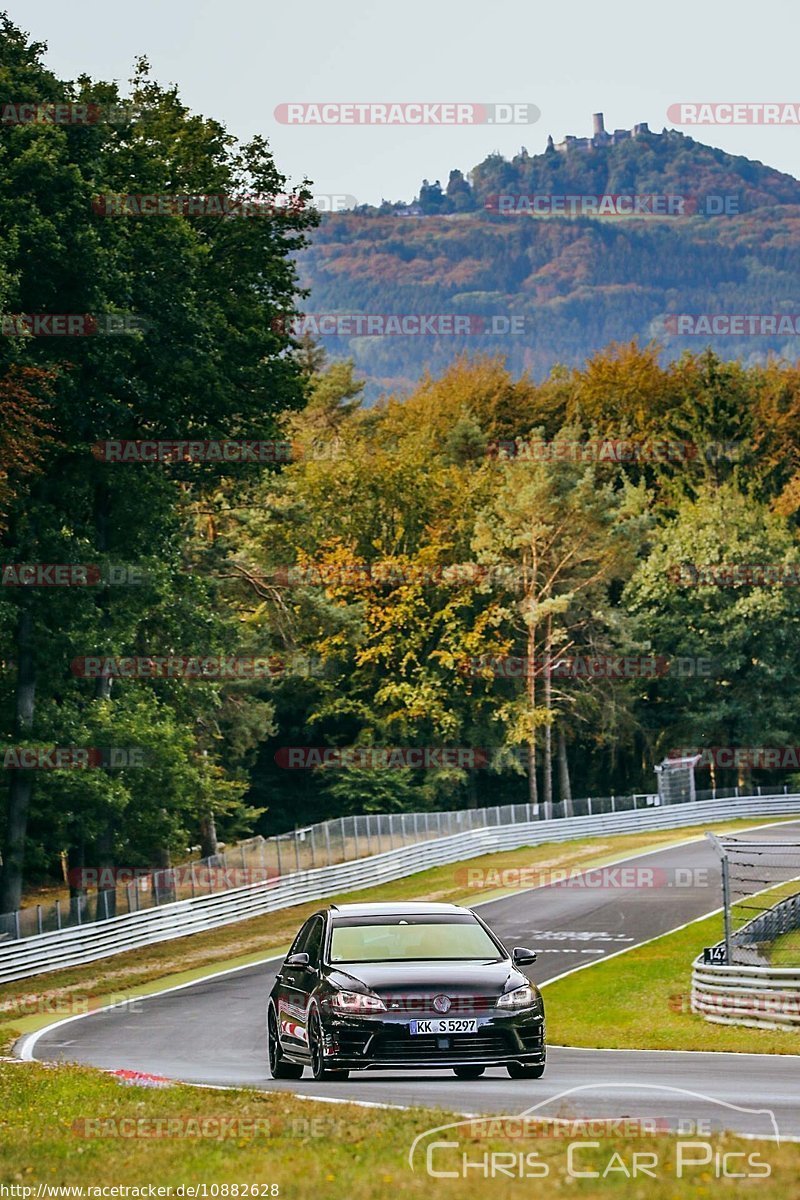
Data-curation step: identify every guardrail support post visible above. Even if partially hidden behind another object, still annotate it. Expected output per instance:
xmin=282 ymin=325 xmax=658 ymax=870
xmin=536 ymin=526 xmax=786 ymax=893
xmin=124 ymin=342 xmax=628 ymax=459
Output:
xmin=720 ymin=852 xmax=734 ymax=965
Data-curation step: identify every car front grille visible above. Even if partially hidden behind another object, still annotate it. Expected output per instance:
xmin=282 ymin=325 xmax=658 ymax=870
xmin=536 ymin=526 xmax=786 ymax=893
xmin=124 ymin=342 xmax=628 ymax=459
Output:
xmin=371 ymin=1030 xmax=510 ymax=1061
xmin=381 ymin=994 xmax=496 ymax=1014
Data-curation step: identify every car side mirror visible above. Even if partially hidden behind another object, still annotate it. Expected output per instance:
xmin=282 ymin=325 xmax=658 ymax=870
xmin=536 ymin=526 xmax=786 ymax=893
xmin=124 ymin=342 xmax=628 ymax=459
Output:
xmin=512 ymin=946 xmax=537 ymax=966
xmin=285 ymin=952 xmax=310 ymax=968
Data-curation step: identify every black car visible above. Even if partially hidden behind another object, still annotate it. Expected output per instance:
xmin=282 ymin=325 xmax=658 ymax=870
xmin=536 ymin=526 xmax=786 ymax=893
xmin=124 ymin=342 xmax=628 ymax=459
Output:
xmin=267 ymin=901 xmax=545 ymax=1080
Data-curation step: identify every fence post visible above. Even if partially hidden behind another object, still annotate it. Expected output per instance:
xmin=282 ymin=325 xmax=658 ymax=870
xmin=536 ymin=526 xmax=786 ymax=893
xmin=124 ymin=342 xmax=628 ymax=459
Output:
xmin=14 ymin=910 xmax=20 ymax=939
xmin=190 ymin=864 xmax=196 ymax=899
xmin=325 ymin=822 xmax=332 ymax=866
xmin=353 ymin=819 xmax=360 ymax=860
xmin=275 ymin=837 xmax=283 ymax=878
xmin=611 ymin=795 xmax=616 ymax=813
xmin=37 ymin=905 xmax=43 ymax=935
xmin=365 ymin=816 xmax=371 ymax=857
xmin=294 ymin=829 xmax=301 ymax=872
xmin=413 ymin=812 xmax=419 ymax=841
xmin=721 ymin=852 xmax=734 ymax=965
xmin=55 ymin=899 xmax=62 ymax=930
xmin=310 ymin=824 xmax=317 ymax=868
xmin=341 ymin=817 xmax=347 ymax=860
xmin=587 ymin=797 xmax=592 ymax=815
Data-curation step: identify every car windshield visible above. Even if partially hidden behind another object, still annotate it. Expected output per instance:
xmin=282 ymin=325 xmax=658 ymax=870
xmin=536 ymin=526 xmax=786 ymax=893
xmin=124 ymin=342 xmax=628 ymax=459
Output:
xmin=329 ymin=915 xmax=503 ymax=962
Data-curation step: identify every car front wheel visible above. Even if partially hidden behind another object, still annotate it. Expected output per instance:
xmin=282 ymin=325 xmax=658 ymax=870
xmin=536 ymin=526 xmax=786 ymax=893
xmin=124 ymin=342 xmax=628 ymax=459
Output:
xmin=507 ymin=1061 xmax=546 ymax=1079
xmin=453 ymin=1066 xmax=485 ymax=1079
xmin=268 ymin=1007 xmax=303 ymax=1079
xmin=309 ymin=1009 xmax=350 ymax=1081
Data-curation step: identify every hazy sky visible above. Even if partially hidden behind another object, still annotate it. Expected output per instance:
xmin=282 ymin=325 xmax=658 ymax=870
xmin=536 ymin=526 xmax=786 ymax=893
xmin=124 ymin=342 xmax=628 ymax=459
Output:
xmin=9 ymin=0 xmax=800 ymax=204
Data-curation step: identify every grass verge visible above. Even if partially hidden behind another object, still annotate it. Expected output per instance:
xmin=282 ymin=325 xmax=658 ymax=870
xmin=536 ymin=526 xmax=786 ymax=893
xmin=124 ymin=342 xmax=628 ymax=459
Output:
xmin=0 ymin=1058 xmax=798 ymax=1197
xmin=542 ymin=905 xmax=800 ymax=1054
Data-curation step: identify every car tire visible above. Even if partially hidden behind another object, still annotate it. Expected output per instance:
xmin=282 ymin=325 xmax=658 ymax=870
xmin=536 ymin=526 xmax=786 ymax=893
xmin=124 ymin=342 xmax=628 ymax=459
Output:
xmin=507 ymin=1062 xmax=546 ymax=1079
xmin=309 ymin=1009 xmax=350 ymax=1081
xmin=452 ymin=1066 xmax=485 ymax=1080
xmin=268 ymin=1006 xmax=303 ymax=1079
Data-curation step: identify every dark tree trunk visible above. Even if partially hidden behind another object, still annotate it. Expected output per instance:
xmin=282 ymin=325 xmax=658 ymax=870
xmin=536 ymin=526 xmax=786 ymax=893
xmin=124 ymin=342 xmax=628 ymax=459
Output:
xmin=558 ymin=728 xmax=573 ymax=816
xmin=0 ymin=603 xmax=36 ymax=915
xmin=526 ymin=625 xmax=538 ymax=808
xmin=200 ymin=812 xmax=219 ymax=858
xmin=542 ymin=617 xmax=553 ymax=819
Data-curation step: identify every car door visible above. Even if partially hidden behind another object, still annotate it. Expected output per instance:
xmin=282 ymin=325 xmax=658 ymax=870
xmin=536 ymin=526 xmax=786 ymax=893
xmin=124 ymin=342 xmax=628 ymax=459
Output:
xmin=278 ymin=914 xmax=325 ymax=1053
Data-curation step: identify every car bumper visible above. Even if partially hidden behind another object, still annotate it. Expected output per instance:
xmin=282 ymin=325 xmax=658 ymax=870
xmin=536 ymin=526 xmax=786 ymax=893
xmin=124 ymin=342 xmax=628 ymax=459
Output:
xmin=319 ymin=1008 xmax=546 ymax=1070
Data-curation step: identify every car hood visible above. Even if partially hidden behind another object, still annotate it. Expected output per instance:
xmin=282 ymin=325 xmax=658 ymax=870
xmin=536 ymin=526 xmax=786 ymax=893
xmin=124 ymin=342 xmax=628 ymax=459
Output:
xmin=327 ymin=959 xmax=526 ymax=996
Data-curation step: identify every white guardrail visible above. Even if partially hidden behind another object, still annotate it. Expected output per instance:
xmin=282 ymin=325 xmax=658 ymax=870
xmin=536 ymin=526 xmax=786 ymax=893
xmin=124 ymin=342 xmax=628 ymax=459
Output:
xmin=691 ymin=960 xmax=800 ymax=1031
xmin=1 ymin=792 xmax=798 ymax=984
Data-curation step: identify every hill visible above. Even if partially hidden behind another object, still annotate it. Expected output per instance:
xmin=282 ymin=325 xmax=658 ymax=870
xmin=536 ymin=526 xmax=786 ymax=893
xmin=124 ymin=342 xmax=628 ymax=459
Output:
xmin=295 ymin=121 xmax=800 ymax=400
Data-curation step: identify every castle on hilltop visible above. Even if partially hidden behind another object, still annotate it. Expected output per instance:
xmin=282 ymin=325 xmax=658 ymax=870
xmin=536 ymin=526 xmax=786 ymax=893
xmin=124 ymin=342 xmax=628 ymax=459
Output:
xmin=548 ymin=113 xmax=651 ymax=154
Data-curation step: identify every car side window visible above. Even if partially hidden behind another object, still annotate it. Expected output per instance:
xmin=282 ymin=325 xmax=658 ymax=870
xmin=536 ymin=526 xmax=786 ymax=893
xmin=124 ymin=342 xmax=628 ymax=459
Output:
xmin=289 ymin=918 xmax=315 ymax=957
xmin=304 ymin=917 xmax=324 ymax=967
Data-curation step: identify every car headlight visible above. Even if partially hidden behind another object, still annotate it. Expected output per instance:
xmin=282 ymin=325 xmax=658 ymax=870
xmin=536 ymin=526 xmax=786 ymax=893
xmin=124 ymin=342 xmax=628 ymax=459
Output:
xmin=330 ymin=989 xmax=386 ymax=1014
xmin=497 ymin=984 xmax=537 ymax=1010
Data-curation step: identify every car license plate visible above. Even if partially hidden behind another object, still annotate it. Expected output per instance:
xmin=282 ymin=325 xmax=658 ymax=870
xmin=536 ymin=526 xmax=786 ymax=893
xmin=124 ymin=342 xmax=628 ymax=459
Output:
xmin=409 ymin=1018 xmax=478 ymax=1035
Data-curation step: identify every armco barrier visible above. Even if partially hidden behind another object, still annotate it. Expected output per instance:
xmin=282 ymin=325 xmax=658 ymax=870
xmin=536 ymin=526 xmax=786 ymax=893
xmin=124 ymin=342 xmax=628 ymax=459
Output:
xmin=1 ymin=792 xmax=798 ymax=984
xmin=691 ymin=959 xmax=800 ymax=1030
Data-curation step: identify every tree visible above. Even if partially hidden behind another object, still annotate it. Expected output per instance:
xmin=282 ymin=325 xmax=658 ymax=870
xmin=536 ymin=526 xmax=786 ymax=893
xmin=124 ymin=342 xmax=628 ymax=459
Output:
xmin=472 ymin=437 xmax=648 ymax=814
xmin=0 ymin=20 xmax=316 ymax=910
xmin=624 ymin=483 xmax=800 ymax=789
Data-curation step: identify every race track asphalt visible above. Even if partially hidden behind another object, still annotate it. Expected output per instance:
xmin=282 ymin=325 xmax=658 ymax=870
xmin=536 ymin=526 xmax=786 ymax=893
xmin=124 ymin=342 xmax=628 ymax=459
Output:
xmin=24 ymin=819 xmax=800 ymax=1138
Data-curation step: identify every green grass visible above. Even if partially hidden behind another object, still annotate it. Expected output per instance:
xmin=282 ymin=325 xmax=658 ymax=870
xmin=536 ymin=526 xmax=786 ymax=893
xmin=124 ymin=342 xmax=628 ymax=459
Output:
xmin=768 ymin=928 xmax=800 ymax=966
xmin=542 ymin=905 xmax=800 ymax=1054
xmin=1 ymin=1058 xmax=798 ymax=1197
